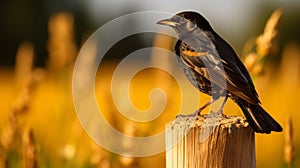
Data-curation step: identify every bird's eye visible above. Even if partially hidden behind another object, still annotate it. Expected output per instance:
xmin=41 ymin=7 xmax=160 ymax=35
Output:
xmin=173 ymin=15 xmax=185 ymax=23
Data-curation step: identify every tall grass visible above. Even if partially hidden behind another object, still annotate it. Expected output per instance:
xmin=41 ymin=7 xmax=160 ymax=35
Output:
xmin=0 ymin=9 xmax=299 ymax=168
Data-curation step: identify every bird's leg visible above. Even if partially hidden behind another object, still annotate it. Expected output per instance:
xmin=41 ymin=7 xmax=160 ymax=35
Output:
xmin=189 ymin=98 xmax=217 ymax=116
xmin=198 ymin=98 xmax=216 ymax=113
xmin=203 ymin=97 xmax=228 ymax=128
xmin=176 ymin=99 xmax=216 ymax=118
xmin=215 ymin=96 xmax=228 ymax=116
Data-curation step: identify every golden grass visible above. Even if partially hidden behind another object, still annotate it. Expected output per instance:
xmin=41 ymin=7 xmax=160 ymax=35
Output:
xmin=243 ymin=9 xmax=282 ymax=76
xmin=284 ymin=117 xmax=294 ymax=167
xmin=0 ymin=9 xmax=300 ymax=168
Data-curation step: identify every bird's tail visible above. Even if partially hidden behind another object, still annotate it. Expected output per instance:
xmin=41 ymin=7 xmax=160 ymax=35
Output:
xmin=237 ymin=100 xmax=282 ymax=134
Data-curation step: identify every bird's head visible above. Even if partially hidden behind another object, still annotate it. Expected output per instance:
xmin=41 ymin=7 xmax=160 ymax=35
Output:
xmin=157 ymin=11 xmax=213 ymax=36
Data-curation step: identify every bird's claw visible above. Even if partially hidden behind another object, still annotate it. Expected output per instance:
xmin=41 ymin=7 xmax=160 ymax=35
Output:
xmin=176 ymin=109 xmax=201 ymax=118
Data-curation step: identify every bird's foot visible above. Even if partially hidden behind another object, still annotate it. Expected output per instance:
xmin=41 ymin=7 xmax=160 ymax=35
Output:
xmin=216 ymin=108 xmax=225 ymax=117
xmin=176 ymin=99 xmax=216 ymax=118
xmin=176 ymin=108 xmax=201 ymax=118
xmin=208 ymin=110 xmax=227 ymax=119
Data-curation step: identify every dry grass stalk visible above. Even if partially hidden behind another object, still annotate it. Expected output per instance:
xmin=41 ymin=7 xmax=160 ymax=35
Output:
xmin=22 ymin=128 xmax=37 ymax=168
xmin=1 ymin=43 xmax=39 ymax=149
xmin=284 ymin=117 xmax=294 ymax=167
xmin=244 ymin=9 xmax=283 ymax=75
xmin=0 ymin=41 xmax=35 ymax=167
xmin=256 ymin=9 xmax=282 ymax=56
xmin=0 ymin=43 xmax=43 ymax=166
xmin=47 ymin=12 xmax=77 ymax=71
xmin=0 ymin=69 xmax=43 ymax=166
xmin=15 ymin=42 xmax=35 ymax=89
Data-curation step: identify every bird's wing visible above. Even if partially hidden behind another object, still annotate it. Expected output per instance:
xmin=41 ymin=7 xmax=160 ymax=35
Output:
xmin=178 ymin=32 xmax=260 ymax=105
xmin=175 ymin=55 xmax=199 ymax=89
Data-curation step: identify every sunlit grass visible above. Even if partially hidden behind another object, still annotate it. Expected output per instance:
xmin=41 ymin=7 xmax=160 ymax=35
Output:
xmin=1 ymin=9 xmax=300 ymax=168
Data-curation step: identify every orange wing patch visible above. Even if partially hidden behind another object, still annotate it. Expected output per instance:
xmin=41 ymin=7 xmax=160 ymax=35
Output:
xmin=182 ymin=50 xmax=208 ymax=57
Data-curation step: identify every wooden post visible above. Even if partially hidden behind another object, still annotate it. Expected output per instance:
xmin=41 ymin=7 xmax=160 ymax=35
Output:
xmin=165 ymin=115 xmax=255 ymax=168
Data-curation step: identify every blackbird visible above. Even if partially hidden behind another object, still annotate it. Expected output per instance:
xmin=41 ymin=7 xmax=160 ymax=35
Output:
xmin=157 ymin=11 xmax=282 ymax=133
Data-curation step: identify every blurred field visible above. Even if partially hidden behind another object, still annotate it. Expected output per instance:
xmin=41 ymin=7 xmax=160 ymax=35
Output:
xmin=1 ymin=10 xmax=300 ymax=168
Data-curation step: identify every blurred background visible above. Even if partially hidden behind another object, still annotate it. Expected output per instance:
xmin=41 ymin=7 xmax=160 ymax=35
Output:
xmin=0 ymin=0 xmax=300 ymax=167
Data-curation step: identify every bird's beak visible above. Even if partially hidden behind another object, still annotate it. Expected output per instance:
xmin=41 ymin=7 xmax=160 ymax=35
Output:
xmin=157 ymin=19 xmax=178 ymax=26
